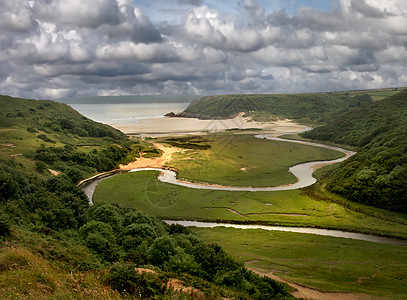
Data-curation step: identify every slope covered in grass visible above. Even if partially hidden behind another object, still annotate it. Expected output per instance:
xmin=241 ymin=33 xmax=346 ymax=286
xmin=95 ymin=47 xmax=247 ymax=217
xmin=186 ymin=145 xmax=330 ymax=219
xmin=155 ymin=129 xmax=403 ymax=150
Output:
xmin=178 ymin=89 xmax=405 ymax=123
xmin=302 ymin=91 xmax=407 ymax=212
xmin=0 ymin=95 xmax=125 ymax=140
xmin=0 ymin=95 xmax=149 ymax=184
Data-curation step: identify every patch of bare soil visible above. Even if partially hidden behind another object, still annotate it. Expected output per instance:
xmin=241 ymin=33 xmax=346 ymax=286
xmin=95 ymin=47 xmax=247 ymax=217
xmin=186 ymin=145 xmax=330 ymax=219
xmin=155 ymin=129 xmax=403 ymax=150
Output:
xmin=119 ymin=143 xmax=182 ymax=170
xmin=135 ymin=268 xmax=157 ymax=274
xmin=135 ymin=268 xmax=206 ymax=298
xmin=249 ymin=269 xmax=384 ymax=300
xmin=48 ymin=169 xmax=60 ymax=176
xmin=167 ymin=279 xmax=205 ymax=298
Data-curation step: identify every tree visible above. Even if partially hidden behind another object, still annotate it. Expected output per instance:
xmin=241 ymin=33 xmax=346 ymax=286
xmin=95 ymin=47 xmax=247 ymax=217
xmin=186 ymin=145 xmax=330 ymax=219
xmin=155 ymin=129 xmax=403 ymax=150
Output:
xmin=148 ymin=236 xmax=176 ymax=267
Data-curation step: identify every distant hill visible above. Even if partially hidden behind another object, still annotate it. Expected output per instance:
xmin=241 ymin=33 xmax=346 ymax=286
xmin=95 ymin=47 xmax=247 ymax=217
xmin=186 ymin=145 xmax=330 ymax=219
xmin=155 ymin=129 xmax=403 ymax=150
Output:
xmin=302 ymin=91 xmax=407 ymax=212
xmin=0 ymin=94 xmax=126 ymax=141
xmin=57 ymin=94 xmax=200 ymax=104
xmin=178 ymin=88 xmax=404 ymax=123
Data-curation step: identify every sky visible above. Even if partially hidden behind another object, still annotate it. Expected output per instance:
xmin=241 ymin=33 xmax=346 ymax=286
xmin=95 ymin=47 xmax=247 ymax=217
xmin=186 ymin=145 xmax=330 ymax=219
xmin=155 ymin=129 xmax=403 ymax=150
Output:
xmin=1 ymin=0 xmax=407 ymax=99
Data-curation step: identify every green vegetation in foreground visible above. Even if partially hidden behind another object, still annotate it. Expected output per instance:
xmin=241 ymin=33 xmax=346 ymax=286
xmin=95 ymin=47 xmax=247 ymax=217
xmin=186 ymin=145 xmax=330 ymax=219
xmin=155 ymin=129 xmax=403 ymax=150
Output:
xmin=193 ymin=227 xmax=407 ymax=299
xmin=179 ymin=88 xmax=404 ymax=123
xmin=303 ymin=91 xmax=407 ymax=212
xmin=93 ymin=171 xmax=407 ymax=239
xmin=160 ymin=133 xmax=343 ymax=187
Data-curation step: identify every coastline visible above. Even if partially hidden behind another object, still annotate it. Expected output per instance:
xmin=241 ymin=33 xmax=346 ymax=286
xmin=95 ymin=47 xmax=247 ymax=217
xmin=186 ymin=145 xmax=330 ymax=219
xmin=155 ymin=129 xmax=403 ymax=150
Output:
xmin=111 ymin=114 xmax=307 ymax=135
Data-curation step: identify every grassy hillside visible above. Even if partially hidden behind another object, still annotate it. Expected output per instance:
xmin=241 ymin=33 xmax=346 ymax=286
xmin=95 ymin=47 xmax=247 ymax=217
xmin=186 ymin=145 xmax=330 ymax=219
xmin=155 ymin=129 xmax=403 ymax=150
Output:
xmin=178 ymin=88 xmax=403 ymax=123
xmin=0 ymin=95 xmax=159 ymax=183
xmin=0 ymin=95 xmax=125 ymax=140
xmin=302 ymin=91 xmax=407 ymax=212
xmin=0 ymin=95 xmax=292 ymax=299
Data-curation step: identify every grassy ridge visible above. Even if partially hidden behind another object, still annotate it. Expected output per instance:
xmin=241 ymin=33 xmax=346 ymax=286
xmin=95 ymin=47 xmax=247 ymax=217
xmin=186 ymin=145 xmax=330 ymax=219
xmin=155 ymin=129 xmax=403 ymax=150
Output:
xmin=178 ymin=89 xmax=403 ymax=123
xmin=0 ymin=95 xmax=125 ymax=141
xmin=302 ymin=91 xmax=407 ymax=212
xmin=0 ymin=95 xmax=157 ymax=183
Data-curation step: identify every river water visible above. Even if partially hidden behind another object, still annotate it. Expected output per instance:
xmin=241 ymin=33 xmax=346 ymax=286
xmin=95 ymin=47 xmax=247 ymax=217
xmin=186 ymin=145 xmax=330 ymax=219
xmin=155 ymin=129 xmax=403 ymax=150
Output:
xmin=164 ymin=220 xmax=407 ymax=246
xmin=128 ymin=136 xmax=355 ymax=191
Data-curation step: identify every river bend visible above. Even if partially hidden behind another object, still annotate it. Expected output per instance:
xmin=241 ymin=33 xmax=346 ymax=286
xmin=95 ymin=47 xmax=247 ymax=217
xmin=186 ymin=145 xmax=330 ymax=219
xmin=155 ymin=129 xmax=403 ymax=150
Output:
xmin=129 ymin=135 xmax=356 ymax=192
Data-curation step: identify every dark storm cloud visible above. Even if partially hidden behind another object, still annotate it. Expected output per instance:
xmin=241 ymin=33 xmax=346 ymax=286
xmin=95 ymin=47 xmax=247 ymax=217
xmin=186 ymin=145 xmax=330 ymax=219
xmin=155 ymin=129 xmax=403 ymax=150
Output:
xmin=350 ymin=0 xmax=390 ymax=18
xmin=177 ymin=0 xmax=203 ymax=6
xmin=1 ymin=0 xmax=407 ymax=99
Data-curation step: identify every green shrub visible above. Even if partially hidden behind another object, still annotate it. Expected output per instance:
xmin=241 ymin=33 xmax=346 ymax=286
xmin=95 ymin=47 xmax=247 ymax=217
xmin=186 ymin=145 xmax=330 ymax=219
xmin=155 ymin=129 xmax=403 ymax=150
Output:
xmin=104 ymin=262 xmax=166 ymax=297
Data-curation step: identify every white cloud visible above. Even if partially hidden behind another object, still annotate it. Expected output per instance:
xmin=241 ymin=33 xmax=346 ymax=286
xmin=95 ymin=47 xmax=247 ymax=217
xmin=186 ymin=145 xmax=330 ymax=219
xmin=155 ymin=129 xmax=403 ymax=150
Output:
xmin=0 ymin=0 xmax=407 ymax=99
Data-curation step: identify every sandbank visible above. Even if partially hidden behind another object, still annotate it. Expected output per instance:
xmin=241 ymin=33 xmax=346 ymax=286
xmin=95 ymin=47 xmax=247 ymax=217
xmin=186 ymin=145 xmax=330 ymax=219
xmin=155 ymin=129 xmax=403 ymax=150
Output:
xmin=111 ymin=113 xmax=307 ymax=135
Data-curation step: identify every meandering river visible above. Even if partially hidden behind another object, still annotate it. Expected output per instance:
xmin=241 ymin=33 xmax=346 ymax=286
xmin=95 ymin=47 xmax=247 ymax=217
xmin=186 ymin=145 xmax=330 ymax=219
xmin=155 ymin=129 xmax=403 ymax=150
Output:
xmin=129 ymin=134 xmax=356 ymax=191
xmin=164 ymin=220 xmax=407 ymax=246
xmin=82 ymin=133 xmax=407 ymax=246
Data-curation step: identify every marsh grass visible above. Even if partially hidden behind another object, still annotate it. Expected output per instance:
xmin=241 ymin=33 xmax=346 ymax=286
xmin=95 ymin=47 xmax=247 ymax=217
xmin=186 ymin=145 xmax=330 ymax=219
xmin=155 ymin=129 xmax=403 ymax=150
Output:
xmin=162 ymin=133 xmax=343 ymax=187
xmin=192 ymin=227 xmax=407 ymax=299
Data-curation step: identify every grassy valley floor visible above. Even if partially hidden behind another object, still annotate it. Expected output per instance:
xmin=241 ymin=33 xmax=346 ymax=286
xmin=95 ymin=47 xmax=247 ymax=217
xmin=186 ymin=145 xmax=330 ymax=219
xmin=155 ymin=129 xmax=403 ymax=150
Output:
xmin=158 ymin=133 xmax=344 ymax=187
xmin=93 ymin=170 xmax=407 ymax=239
xmin=193 ymin=227 xmax=407 ymax=299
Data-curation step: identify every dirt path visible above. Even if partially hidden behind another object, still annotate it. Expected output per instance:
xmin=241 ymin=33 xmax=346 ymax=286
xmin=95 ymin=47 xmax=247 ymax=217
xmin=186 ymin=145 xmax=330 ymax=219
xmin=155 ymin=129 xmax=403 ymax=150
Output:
xmin=119 ymin=143 xmax=182 ymax=170
xmin=249 ymin=268 xmax=383 ymax=300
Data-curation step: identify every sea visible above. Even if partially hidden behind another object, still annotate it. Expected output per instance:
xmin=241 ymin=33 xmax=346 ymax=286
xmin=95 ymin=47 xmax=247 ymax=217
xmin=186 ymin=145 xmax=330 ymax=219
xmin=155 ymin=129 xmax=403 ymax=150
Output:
xmin=70 ymin=103 xmax=190 ymax=126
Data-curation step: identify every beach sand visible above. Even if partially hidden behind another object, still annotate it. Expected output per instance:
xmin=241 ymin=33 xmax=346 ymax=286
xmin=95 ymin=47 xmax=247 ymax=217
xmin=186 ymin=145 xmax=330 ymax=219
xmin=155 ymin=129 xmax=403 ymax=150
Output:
xmin=112 ymin=113 xmax=307 ymax=135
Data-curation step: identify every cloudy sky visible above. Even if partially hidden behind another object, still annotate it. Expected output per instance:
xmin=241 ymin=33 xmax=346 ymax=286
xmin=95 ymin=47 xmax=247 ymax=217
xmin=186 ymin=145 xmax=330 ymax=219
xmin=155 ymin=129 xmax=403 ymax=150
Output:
xmin=1 ymin=0 xmax=407 ymax=99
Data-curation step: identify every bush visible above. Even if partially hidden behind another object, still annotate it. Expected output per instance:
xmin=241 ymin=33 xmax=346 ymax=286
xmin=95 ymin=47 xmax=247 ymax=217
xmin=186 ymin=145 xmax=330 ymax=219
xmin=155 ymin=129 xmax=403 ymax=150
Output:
xmin=0 ymin=214 xmax=11 ymax=237
xmin=104 ymin=262 xmax=166 ymax=297
xmin=79 ymin=221 xmax=119 ymax=261
xmin=148 ymin=236 xmax=176 ymax=267
xmin=35 ymin=161 xmax=47 ymax=173
xmin=37 ymin=134 xmax=55 ymax=144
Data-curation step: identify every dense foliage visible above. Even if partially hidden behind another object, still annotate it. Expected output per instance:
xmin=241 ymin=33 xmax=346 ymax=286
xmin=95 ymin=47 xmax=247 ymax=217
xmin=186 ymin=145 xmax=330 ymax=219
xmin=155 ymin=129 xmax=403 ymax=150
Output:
xmin=25 ymin=143 xmax=134 ymax=183
xmin=303 ymin=91 xmax=407 ymax=212
xmin=0 ymin=159 xmax=290 ymax=298
xmin=179 ymin=92 xmax=375 ymax=122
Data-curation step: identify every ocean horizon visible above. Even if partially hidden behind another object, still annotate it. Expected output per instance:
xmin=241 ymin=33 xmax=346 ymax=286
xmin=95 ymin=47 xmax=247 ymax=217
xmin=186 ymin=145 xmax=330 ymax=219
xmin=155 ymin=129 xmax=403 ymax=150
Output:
xmin=70 ymin=102 xmax=190 ymax=126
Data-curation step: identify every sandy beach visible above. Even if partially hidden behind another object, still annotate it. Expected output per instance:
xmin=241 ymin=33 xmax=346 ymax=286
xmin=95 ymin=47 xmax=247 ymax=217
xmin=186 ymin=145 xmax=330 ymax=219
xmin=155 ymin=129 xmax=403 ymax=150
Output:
xmin=112 ymin=113 xmax=307 ymax=135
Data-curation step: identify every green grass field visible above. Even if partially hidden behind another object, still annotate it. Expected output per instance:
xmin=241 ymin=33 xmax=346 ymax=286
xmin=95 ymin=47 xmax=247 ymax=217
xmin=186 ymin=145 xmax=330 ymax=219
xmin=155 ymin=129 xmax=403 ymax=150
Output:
xmin=192 ymin=227 xmax=407 ymax=299
xmin=93 ymin=171 xmax=407 ymax=238
xmin=160 ymin=133 xmax=343 ymax=187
